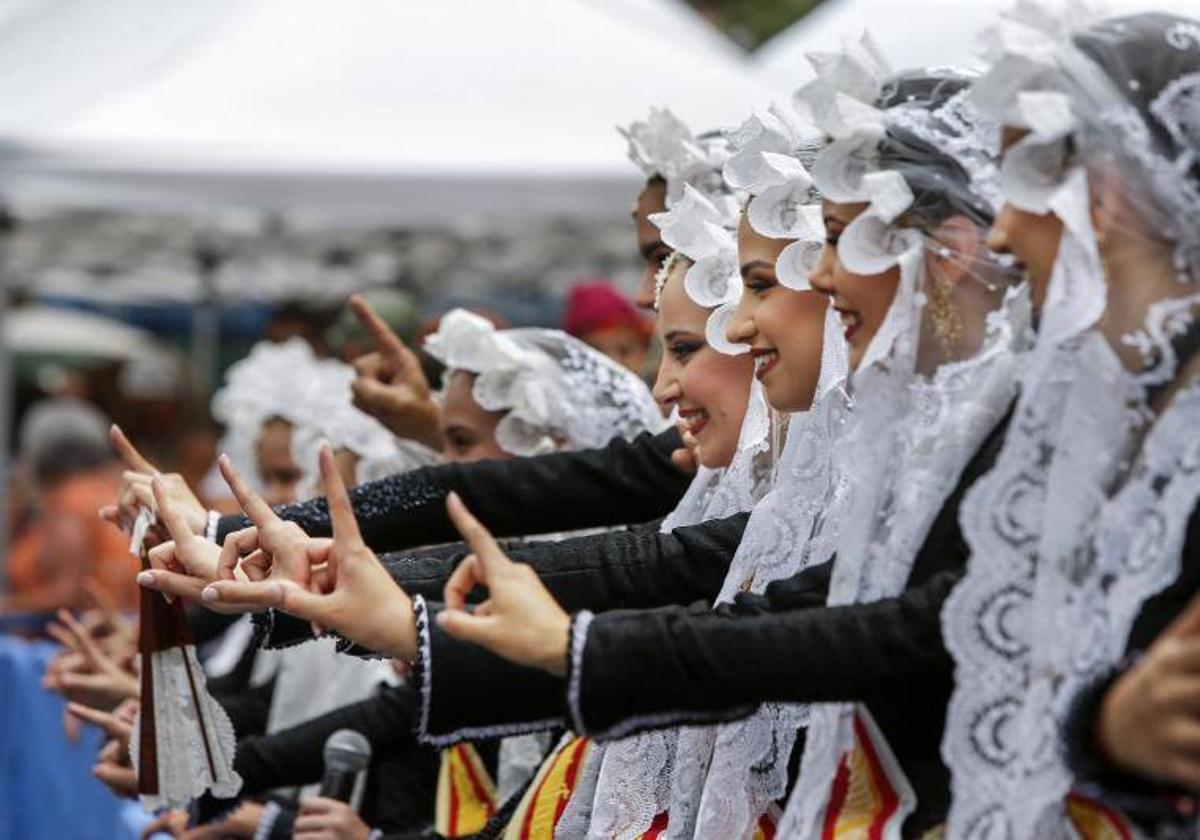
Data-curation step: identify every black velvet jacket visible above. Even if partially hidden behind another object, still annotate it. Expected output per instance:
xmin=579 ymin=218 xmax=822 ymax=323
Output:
xmin=389 ymin=410 xmax=1007 ymax=838
xmin=217 ymin=428 xmax=691 ymax=551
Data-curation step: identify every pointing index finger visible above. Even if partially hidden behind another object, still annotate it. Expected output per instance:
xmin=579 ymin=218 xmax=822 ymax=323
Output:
xmin=152 ymin=477 xmax=192 ymax=542
xmin=446 ymin=492 xmax=503 ymax=573
xmin=218 ymin=454 xmax=278 ymax=525
xmin=109 ymin=425 xmax=157 ymax=474
xmin=350 ymin=294 xmax=405 ymax=354
xmin=320 ymin=444 xmax=362 ymax=546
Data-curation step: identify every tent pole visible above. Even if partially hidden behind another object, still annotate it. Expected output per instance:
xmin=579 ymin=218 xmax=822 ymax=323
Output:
xmin=0 ymin=208 xmax=13 ymax=593
xmin=192 ymin=246 xmax=221 ymax=397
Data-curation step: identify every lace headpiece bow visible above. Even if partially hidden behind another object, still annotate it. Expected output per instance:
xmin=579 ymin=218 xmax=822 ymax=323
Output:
xmin=942 ymin=7 xmax=1200 ymax=838
xmin=620 ymin=107 xmax=743 ymax=220
xmin=424 ymin=309 xmax=665 ymax=457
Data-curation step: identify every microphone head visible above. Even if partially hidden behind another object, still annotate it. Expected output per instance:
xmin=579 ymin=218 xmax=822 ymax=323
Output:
xmin=323 ymin=729 xmax=372 ymax=773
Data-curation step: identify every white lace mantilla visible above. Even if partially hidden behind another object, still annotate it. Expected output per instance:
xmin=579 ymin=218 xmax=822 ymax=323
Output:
xmin=684 ymin=307 xmax=850 ymax=840
xmin=940 ymin=184 xmax=1147 ymax=837
xmin=560 ymin=380 xmax=776 ymax=840
xmin=780 ymin=290 xmax=1022 ymax=837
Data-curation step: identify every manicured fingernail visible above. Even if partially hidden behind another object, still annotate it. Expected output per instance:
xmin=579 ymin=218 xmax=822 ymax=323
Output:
xmin=136 ymin=571 xmax=155 ymax=587
xmin=201 ymin=586 xmax=220 ymax=603
xmin=436 ymin=611 xmax=450 ymax=627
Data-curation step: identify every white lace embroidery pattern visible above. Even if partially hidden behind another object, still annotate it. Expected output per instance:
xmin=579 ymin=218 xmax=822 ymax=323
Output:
xmin=130 ymin=645 xmax=242 ymax=812
xmin=566 ymin=380 xmax=776 ymax=840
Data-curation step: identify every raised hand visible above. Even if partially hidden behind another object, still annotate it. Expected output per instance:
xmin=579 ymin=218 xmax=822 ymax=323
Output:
xmin=137 ymin=476 xmax=248 ymax=611
xmin=202 ymin=445 xmax=417 ymax=659
xmin=99 ymin=424 xmax=208 ymax=540
xmin=437 ymin=493 xmax=571 ymax=676
xmin=348 ymin=294 xmax=443 ymax=450
xmin=43 ymin=609 xmax=139 ymax=710
xmin=1097 ymin=589 xmax=1200 ymax=789
xmin=211 ymin=454 xmax=312 ymax=586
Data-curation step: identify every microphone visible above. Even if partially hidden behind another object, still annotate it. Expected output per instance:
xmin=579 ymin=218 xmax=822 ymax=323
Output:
xmin=318 ymin=729 xmax=372 ymax=802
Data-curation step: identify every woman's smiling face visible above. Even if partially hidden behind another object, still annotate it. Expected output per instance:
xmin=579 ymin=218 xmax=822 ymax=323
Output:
xmin=652 ymin=261 xmax=753 ymax=469
xmin=725 ymin=212 xmax=829 ymax=412
xmin=808 ymin=200 xmax=902 ymax=371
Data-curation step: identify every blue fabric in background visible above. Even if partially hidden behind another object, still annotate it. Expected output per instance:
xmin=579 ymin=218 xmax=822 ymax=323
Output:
xmin=0 ymin=636 xmax=144 ymax=840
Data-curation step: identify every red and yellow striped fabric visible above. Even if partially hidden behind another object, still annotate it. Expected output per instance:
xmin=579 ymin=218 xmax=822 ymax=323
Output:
xmin=821 ymin=712 xmax=911 ymax=840
xmin=1066 ymin=791 xmax=1133 ymax=840
xmin=436 ymin=742 xmax=498 ymax=837
xmin=503 ymin=735 xmax=593 ymax=840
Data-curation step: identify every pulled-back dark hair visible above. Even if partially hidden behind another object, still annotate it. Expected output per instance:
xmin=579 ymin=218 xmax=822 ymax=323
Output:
xmin=872 ymin=70 xmax=997 ymax=230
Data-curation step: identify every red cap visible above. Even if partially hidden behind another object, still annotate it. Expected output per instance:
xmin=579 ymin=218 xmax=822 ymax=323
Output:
xmin=563 ymin=282 xmax=651 ymax=339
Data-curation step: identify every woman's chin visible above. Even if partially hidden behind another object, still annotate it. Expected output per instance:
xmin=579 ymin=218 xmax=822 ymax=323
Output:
xmin=695 ymin=437 xmax=735 ymax=472
xmin=762 ymin=375 xmax=813 ymax=415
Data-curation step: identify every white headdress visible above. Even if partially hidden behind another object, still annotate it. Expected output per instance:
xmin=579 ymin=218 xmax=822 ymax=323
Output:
xmin=211 ymin=337 xmax=437 ymax=499
xmin=773 ymin=38 xmax=1030 ymax=836
xmin=556 ymin=112 xmax=785 ymax=840
xmin=942 ymin=7 xmax=1200 ymax=837
xmin=660 ymin=99 xmax=854 ymax=840
xmin=210 ymin=338 xmax=328 ymax=490
xmin=424 ymin=309 xmax=665 ymax=457
xmin=620 ymin=106 xmax=744 ymax=221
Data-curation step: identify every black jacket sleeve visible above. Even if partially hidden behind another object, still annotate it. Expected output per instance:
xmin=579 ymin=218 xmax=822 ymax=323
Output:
xmin=256 ymin=513 xmax=750 ymax=651
xmin=566 ymin=568 xmax=961 ymax=739
xmin=411 ymin=559 xmax=833 ymax=746
xmin=197 ymin=684 xmax=439 ymax=832
xmin=559 ymin=408 xmax=1016 ymax=741
xmin=217 ymin=428 xmax=689 ymax=551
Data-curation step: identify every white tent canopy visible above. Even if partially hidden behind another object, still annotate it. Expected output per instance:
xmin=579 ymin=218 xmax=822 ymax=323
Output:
xmin=0 ymin=0 xmax=772 ymax=226
xmin=755 ymin=0 xmax=1200 ymax=90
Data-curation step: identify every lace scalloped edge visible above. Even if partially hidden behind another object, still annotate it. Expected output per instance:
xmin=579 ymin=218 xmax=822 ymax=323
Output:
xmin=252 ymin=800 xmax=282 ymax=840
xmin=566 ymin=611 xmax=595 ymax=735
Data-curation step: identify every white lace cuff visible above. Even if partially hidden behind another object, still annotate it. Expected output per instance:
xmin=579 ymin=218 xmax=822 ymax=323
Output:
xmin=413 ymin=595 xmax=434 ymax=742
xmin=565 ymin=610 xmax=745 ymax=741
xmin=252 ymin=800 xmax=281 ymax=840
xmin=204 ymin=510 xmax=221 ymax=543
xmin=566 ymin=611 xmax=595 ymax=735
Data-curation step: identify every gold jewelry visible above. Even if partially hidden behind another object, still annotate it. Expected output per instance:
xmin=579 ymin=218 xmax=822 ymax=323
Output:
xmin=927 ymin=274 xmax=963 ymax=355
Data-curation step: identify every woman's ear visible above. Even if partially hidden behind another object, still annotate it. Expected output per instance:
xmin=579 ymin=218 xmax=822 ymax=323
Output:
xmin=929 ymin=215 xmax=982 ymax=284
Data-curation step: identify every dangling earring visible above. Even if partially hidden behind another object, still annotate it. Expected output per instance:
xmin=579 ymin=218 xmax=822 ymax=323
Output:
xmin=927 ymin=275 xmax=963 ymax=355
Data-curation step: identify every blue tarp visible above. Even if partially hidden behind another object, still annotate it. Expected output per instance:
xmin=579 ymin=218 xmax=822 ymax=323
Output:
xmin=0 ymin=636 xmax=142 ymax=840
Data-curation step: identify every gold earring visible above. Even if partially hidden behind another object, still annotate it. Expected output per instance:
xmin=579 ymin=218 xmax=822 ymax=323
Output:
xmin=927 ymin=275 xmax=963 ymax=355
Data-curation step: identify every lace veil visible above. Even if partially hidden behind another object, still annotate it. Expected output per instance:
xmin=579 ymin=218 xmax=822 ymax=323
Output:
xmin=769 ymin=41 xmax=1030 ymax=837
xmin=678 ymin=108 xmax=852 ymax=840
xmin=558 ymin=108 xmax=782 ymax=840
xmin=941 ymin=8 xmax=1200 ymax=838
xmin=423 ymin=308 xmax=666 ymax=457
